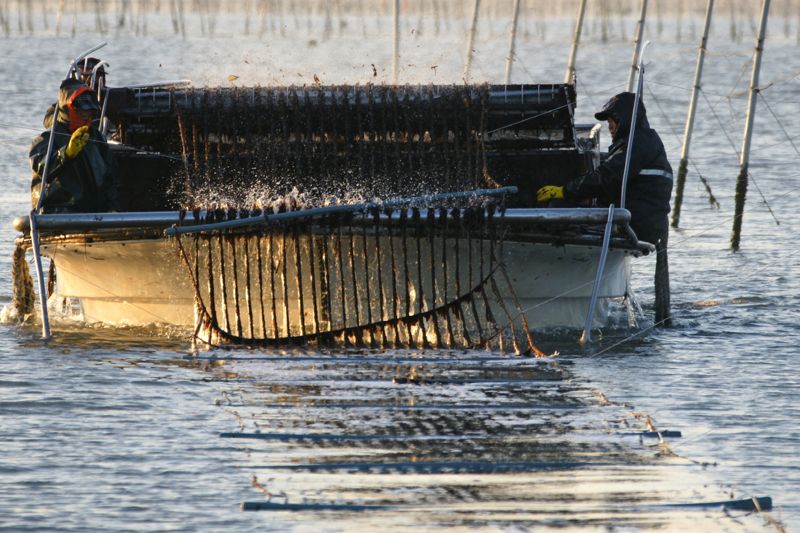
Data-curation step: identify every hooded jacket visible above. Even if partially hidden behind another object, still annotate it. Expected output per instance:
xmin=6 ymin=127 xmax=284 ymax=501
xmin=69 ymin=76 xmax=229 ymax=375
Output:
xmin=29 ymin=79 xmax=118 ymax=213
xmin=564 ymin=92 xmax=672 ymax=244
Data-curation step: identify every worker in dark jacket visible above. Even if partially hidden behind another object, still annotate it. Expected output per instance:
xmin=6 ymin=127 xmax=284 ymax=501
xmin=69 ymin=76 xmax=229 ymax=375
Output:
xmin=30 ymin=78 xmax=119 ymax=213
xmin=536 ymin=92 xmax=673 ymax=245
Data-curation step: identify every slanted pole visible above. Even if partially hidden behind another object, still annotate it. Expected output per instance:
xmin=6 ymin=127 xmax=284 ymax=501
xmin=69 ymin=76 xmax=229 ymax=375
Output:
xmin=672 ymin=0 xmax=714 ymax=229
xmin=564 ymin=0 xmax=588 ymax=84
xmin=731 ymin=0 xmax=770 ymax=251
xmin=626 ymin=0 xmax=648 ymax=92
xmin=392 ymin=0 xmax=399 ymax=84
xmin=28 ymin=214 xmax=50 ymax=339
xmin=621 ymin=41 xmax=649 ymax=210
xmin=463 ymin=0 xmax=481 ymax=83
xmin=579 ymin=205 xmax=616 ymax=345
xmin=504 ymin=0 xmax=522 ymax=84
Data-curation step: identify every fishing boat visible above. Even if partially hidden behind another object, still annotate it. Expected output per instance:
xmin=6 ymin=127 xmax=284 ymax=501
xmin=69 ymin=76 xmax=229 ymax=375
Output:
xmin=12 ymin=61 xmax=653 ymax=350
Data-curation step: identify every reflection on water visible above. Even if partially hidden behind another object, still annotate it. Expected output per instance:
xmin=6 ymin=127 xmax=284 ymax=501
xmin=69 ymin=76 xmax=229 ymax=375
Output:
xmin=187 ymin=349 xmax=762 ymax=530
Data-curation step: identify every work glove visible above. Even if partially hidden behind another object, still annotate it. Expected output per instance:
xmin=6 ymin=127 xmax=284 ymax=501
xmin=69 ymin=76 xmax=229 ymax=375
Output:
xmin=536 ymin=185 xmax=564 ymax=203
xmin=65 ymin=125 xmax=90 ymax=159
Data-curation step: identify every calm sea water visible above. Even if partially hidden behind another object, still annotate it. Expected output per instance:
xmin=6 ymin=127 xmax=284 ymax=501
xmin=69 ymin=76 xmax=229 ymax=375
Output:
xmin=0 ymin=11 xmax=797 ymax=531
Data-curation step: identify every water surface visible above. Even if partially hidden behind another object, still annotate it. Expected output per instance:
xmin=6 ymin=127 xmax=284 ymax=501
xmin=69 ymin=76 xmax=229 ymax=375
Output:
xmin=1 ymin=10 xmax=797 ymax=530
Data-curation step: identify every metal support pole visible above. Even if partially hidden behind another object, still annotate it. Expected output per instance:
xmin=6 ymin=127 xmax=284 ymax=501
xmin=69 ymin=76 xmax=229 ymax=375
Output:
xmin=504 ymin=0 xmax=522 ymax=85
xmin=564 ymin=0 xmax=588 ymax=84
xmin=731 ymin=0 xmax=770 ymax=251
xmin=580 ymin=205 xmax=616 ymax=345
xmin=463 ymin=0 xmax=481 ymax=83
xmin=29 ymin=212 xmax=51 ymax=339
xmin=672 ymin=0 xmax=714 ymax=229
xmin=392 ymin=0 xmax=399 ymax=84
xmin=626 ymin=0 xmax=648 ymax=92
xmin=621 ymin=41 xmax=649 ymax=210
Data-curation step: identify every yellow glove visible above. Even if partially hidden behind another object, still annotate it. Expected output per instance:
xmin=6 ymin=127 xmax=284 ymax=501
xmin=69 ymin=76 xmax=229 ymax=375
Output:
xmin=536 ymin=185 xmax=564 ymax=203
xmin=65 ymin=125 xmax=90 ymax=159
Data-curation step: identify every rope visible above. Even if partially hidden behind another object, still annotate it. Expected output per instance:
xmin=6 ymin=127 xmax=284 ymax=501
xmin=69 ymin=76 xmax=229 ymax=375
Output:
xmin=643 ymin=82 xmax=719 ymax=208
xmin=485 ymin=101 xmax=574 ymax=135
xmin=698 ymin=88 xmax=779 ymax=225
xmin=759 ymin=92 xmax=800 ymax=160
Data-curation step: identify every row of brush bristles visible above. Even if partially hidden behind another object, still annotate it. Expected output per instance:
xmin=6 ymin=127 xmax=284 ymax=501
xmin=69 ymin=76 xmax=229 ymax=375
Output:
xmin=177 ymin=194 xmax=503 ymax=226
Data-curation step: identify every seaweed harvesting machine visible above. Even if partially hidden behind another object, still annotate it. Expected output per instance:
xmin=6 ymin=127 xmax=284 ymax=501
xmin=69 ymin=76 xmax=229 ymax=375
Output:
xmin=13 ymin=63 xmax=654 ymax=352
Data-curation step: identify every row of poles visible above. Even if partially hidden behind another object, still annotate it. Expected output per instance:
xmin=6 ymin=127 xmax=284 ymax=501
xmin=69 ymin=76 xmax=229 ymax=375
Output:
xmin=667 ymin=0 xmax=772 ymax=251
xmin=0 ymin=0 xmax=794 ymax=44
xmin=563 ymin=0 xmax=773 ymax=251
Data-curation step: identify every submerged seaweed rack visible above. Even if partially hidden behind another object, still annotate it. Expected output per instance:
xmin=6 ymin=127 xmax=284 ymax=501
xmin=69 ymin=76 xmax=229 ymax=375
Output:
xmin=200 ymin=349 xmax=762 ymax=529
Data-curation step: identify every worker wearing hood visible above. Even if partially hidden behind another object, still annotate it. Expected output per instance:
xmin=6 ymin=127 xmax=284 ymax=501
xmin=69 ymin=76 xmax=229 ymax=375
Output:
xmin=536 ymin=92 xmax=673 ymax=245
xmin=29 ymin=78 xmax=118 ymax=213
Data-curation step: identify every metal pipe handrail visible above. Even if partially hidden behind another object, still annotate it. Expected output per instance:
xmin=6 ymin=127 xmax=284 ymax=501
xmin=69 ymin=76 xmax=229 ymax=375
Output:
xmin=15 ymin=206 xmax=636 ymax=233
xmin=164 ymin=187 xmax=518 ymax=236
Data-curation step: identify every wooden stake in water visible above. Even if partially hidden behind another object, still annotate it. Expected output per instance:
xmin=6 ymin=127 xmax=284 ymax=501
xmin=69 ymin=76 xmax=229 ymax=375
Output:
xmin=564 ymin=0 xmax=588 ymax=83
xmin=626 ymin=0 xmax=648 ymax=92
xmin=392 ymin=0 xmax=399 ymax=84
xmin=463 ymin=0 xmax=481 ymax=83
xmin=504 ymin=0 xmax=522 ymax=84
xmin=731 ymin=0 xmax=771 ymax=252
xmin=672 ymin=0 xmax=715 ymax=229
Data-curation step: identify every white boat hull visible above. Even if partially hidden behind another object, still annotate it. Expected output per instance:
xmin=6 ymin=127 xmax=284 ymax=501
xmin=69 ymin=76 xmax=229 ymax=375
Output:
xmin=42 ymin=235 xmax=632 ymax=331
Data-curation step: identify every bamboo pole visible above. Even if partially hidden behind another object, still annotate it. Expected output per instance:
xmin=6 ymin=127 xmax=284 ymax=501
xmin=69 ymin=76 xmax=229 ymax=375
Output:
xmin=600 ymin=0 xmax=609 ymax=42
xmin=616 ymin=0 xmax=626 ymax=41
xmin=55 ymin=0 xmax=65 ymax=35
xmin=504 ymin=0 xmax=522 ymax=84
xmin=564 ymin=0 xmax=588 ymax=83
xmin=672 ymin=0 xmax=715 ymax=229
xmin=655 ymin=0 xmax=663 ymax=36
xmin=783 ymin=0 xmax=790 ymax=37
xmin=626 ymin=0 xmax=647 ymax=92
xmin=392 ymin=0 xmax=399 ymax=84
xmin=729 ymin=0 xmax=739 ymax=41
xmin=731 ymin=0 xmax=771 ymax=251
xmin=463 ymin=0 xmax=480 ymax=83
